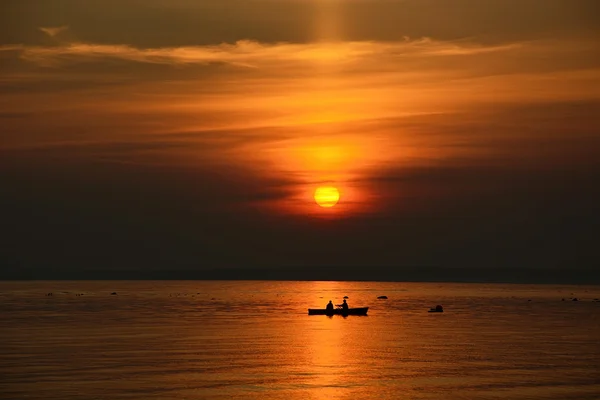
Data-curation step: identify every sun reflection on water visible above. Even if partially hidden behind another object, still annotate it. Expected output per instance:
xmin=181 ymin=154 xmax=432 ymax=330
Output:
xmin=304 ymin=281 xmax=354 ymax=400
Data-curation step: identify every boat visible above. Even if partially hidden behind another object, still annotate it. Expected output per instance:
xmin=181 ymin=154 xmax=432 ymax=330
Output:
xmin=428 ymin=305 xmax=444 ymax=313
xmin=308 ymin=307 xmax=369 ymax=316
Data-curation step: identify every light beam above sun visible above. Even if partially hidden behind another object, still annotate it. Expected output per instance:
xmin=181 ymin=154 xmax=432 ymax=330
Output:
xmin=314 ymin=186 xmax=340 ymax=208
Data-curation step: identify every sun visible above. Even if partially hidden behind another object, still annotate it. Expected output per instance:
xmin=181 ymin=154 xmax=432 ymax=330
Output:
xmin=314 ymin=186 xmax=340 ymax=208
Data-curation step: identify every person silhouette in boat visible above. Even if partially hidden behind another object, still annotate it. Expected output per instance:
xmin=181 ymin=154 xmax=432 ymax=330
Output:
xmin=339 ymin=299 xmax=349 ymax=311
xmin=326 ymin=300 xmax=334 ymax=313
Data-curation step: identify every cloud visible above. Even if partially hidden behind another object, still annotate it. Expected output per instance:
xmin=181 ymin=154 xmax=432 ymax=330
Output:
xmin=4 ymin=0 xmax=599 ymax=48
xmin=10 ymin=38 xmax=528 ymax=69
xmin=39 ymin=26 xmax=69 ymax=38
xmin=5 ymin=36 xmax=597 ymax=92
xmin=0 ymin=44 xmax=23 ymax=52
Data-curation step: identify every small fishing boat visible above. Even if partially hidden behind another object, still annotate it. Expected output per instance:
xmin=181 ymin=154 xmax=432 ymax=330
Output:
xmin=308 ymin=307 xmax=369 ymax=316
xmin=428 ymin=305 xmax=444 ymax=313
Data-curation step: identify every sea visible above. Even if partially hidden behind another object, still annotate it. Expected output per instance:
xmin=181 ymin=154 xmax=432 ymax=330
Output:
xmin=1 ymin=281 xmax=599 ymax=400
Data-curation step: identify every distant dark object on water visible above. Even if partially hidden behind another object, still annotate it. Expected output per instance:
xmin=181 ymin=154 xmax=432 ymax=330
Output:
xmin=343 ymin=296 xmax=349 ymax=299
xmin=111 ymin=292 xmax=117 ymax=295
xmin=528 ymin=299 xmax=532 ymax=302
xmin=377 ymin=296 xmax=388 ymax=299
xmin=428 ymin=305 xmax=444 ymax=313
xmin=572 ymin=298 xmax=579 ymax=301
xmin=308 ymin=307 xmax=368 ymax=316
xmin=46 ymin=293 xmax=53 ymax=296
xmin=562 ymin=298 xmax=565 ymax=301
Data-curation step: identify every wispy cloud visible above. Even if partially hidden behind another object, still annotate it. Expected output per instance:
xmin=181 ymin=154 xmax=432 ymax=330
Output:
xmin=9 ymin=38 xmax=526 ymax=69
xmin=39 ymin=25 xmax=69 ymax=38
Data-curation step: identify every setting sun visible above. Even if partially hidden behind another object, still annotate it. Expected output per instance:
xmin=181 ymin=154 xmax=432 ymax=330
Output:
xmin=314 ymin=187 xmax=340 ymax=208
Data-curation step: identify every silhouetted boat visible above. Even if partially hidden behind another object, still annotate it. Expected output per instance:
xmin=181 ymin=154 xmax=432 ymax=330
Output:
xmin=308 ymin=307 xmax=369 ymax=316
xmin=428 ymin=305 xmax=444 ymax=313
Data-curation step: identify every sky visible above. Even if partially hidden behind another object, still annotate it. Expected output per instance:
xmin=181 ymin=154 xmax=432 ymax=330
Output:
xmin=1 ymin=0 xmax=599 ymax=277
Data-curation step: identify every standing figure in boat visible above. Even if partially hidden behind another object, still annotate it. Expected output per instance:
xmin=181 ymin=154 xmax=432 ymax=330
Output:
xmin=326 ymin=300 xmax=334 ymax=313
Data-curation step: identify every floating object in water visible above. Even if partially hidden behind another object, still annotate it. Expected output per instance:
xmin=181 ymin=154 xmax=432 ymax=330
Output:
xmin=428 ymin=305 xmax=444 ymax=313
xmin=572 ymin=298 xmax=579 ymax=301
xmin=343 ymin=296 xmax=349 ymax=299
xmin=308 ymin=307 xmax=368 ymax=316
xmin=111 ymin=292 xmax=117 ymax=295
xmin=377 ymin=296 xmax=388 ymax=299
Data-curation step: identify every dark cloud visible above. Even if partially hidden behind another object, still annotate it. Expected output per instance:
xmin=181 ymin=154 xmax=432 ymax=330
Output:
xmin=2 ymin=146 xmax=598 ymax=272
xmin=0 ymin=151 xmax=302 ymax=270
xmin=1 ymin=0 xmax=599 ymax=47
xmin=0 ymin=111 xmax=36 ymax=119
xmin=2 ymin=95 xmax=599 ymax=272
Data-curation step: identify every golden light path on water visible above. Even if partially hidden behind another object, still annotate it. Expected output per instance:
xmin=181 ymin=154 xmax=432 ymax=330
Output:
xmin=2 ymin=281 xmax=600 ymax=399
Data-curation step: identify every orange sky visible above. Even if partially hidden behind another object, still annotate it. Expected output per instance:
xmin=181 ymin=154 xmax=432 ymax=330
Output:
xmin=1 ymin=0 xmax=599 ymax=272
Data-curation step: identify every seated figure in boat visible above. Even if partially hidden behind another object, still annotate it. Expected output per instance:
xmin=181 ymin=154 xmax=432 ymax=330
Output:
xmin=326 ymin=300 xmax=334 ymax=313
xmin=339 ymin=299 xmax=349 ymax=311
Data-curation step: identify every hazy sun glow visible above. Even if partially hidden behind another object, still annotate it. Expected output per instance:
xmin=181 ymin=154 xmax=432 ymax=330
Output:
xmin=314 ymin=186 xmax=340 ymax=208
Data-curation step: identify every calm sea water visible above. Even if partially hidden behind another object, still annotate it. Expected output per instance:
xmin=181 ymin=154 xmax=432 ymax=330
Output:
xmin=1 ymin=281 xmax=599 ymax=400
